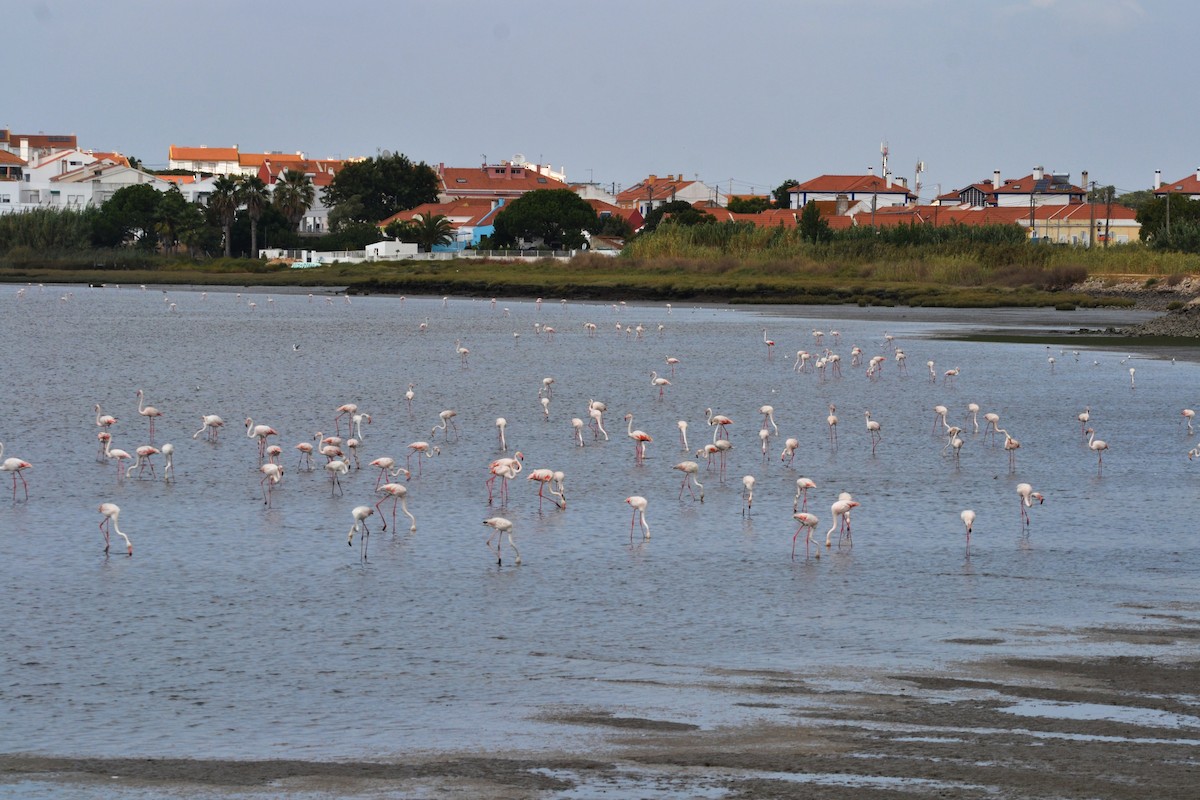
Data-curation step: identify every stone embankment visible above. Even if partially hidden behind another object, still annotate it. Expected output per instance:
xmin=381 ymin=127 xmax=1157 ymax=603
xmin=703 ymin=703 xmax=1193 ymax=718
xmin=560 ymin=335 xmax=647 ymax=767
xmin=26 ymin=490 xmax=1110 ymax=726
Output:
xmin=1075 ymin=276 xmax=1200 ymax=337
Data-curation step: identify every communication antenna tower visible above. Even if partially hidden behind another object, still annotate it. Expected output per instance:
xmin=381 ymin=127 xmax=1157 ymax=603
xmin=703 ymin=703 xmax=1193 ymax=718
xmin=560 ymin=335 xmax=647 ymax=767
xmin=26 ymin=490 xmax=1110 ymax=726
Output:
xmin=914 ymin=160 xmax=926 ymax=198
xmin=880 ymin=140 xmax=889 ymax=178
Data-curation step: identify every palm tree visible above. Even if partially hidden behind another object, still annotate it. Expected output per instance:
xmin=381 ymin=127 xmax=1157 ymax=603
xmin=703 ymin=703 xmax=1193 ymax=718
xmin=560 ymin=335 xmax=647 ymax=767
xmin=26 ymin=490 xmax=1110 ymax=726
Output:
xmin=273 ymin=169 xmax=315 ymax=232
xmin=209 ymin=175 xmax=240 ymax=258
xmin=239 ymin=175 xmax=270 ymax=257
xmin=409 ymin=213 xmax=455 ymax=252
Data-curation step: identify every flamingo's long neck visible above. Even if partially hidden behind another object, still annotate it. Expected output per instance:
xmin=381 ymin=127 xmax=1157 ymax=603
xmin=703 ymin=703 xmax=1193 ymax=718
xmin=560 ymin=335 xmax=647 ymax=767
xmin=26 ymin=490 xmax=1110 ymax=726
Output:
xmin=137 ymin=392 xmax=147 ymax=415
xmin=627 ymin=416 xmax=634 ymax=437
xmin=247 ymin=420 xmax=257 ymax=439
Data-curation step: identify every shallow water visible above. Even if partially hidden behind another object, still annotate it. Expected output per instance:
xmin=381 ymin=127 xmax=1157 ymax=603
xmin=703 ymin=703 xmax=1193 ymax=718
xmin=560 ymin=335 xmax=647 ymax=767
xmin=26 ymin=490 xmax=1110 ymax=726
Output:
xmin=0 ymin=285 xmax=1197 ymax=765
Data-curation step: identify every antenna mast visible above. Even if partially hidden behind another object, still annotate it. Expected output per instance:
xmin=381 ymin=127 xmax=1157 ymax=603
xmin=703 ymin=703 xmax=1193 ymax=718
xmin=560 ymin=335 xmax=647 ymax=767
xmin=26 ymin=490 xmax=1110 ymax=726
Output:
xmin=880 ymin=141 xmax=889 ymax=179
xmin=914 ymin=160 xmax=925 ymax=199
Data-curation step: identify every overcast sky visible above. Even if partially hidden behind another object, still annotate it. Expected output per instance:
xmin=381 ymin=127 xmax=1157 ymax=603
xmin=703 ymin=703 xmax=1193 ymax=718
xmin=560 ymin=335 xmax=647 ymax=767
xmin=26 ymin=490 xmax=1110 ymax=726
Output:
xmin=11 ymin=0 xmax=1194 ymax=199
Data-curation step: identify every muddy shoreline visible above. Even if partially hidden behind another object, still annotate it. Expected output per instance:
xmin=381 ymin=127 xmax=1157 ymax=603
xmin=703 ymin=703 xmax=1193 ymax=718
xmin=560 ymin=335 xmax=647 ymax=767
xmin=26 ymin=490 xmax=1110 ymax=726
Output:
xmin=5 ymin=617 xmax=1200 ymax=798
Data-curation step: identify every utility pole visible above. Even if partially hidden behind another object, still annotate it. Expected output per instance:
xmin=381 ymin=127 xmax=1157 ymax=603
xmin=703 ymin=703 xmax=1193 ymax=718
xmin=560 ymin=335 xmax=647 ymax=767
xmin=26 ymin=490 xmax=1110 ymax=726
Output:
xmin=1103 ymin=186 xmax=1114 ymax=248
xmin=1088 ymin=181 xmax=1095 ymax=249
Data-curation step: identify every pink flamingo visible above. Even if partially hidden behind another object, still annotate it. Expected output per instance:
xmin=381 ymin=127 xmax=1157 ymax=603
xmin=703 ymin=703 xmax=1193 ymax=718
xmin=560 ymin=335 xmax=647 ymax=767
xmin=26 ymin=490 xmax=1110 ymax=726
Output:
xmin=673 ymin=460 xmax=704 ymax=501
xmin=1078 ymin=406 xmax=1091 ymax=436
xmin=333 ymin=402 xmax=357 ymax=437
xmin=295 ymin=441 xmax=315 ymax=471
xmin=376 ymin=483 xmax=417 ymax=532
xmin=527 ymin=468 xmax=566 ymax=510
xmin=260 ymin=463 xmax=283 ymax=507
xmin=677 ymin=420 xmax=689 ymax=452
xmin=997 ymin=427 xmax=1020 ymax=471
xmin=1182 ymin=409 xmax=1195 ymax=435
xmin=589 ymin=403 xmax=608 ymax=441
xmin=705 ymin=408 xmax=732 ymax=441
xmin=193 ymin=414 xmax=225 ymax=441
xmin=625 ymin=496 xmax=650 ymax=541
xmin=94 ymin=404 xmax=117 ymax=430
xmin=865 ymin=411 xmax=882 ymax=455
xmin=793 ymin=477 xmax=816 ymax=512
xmin=98 ymin=503 xmax=132 ymax=556
xmin=760 ymin=405 xmax=779 ymax=436
xmin=405 ymin=384 xmax=416 ymax=414
xmin=792 ymin=512 xmax=819 ymax=560
xmin=742 ymin=475 xmax=755 ymax=516
xmin=827 ymin=405 xmax=838 ymax=448
xmin=135 ymin=389 xmax=163 ymax=443
xmin=961 ymin=509 xmax=976 ymax=551
xmin=486 ymin=452 xmax=524 ymax=505
xmin=102 ymin=438 xmax=131 ymax=481
xmin=1017 ymin=483 xmax=1044 ymax=526
xmin=96 ymin=431 xmax=112 ymax=463
xmin=0 ymin=443 xmax=32 ymax=500
xmin=496 ymin=417 xmax=508 ymax=450
xmin=483 ymin=517 xmax=521 ymax=565
xmin=826 ymin=497 xmax=860 ymax=548
xmin=431 ymin=409 xmax=459 ymax=440
xmin=161 ymin=443 xmax=174 ymax=483
xmin=126 ymin=445 xmax=161 ymax=480
xmin=762 ymin=329 xmax=775 ymax=360
xmin=325 ymin=459 xmax=350 ymax=496
xmin=625 ymin=413 xmax=652 ymax=464
xmin=406 ymin=441 xmax=440 ymax=474
xmin=571 ymin=418 xmax=586 ymax=447
xmin=245 ymin=418 xmax=278 ymax=462
xmin=650 ymin=371 xmax=671 ymax=399
xmin=265 ymin=444 xmax=283 ymax=465
xmin=666 ymin=356 xmax=680 ymax=377
xmin=780 ymin=437 xmax=799 ymax=466
xmin=370 ymin=456 xmax=405 ymax=488
xmin=1086 ymin=428 xmax=1109 ymax=472
xmin=347 ymin=505 xmax=375 ymax=560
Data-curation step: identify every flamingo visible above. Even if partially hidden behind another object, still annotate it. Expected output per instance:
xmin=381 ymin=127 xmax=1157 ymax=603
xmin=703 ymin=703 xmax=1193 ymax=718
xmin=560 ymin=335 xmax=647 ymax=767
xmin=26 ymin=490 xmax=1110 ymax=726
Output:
xmin=325 ymin=459 xmax=350 ymax=496
xmin=927 ymin=360 xmax=936 ymax=381
xmin=966 ymin=403 xmax=980 ymax=433
xmin=527 ymin=468 xmax=566 ymax=510
xmin=406 ymin=442 xmax=440 ymax=475
xmin=650 ymin=371 xmax=671 ymax=399
xmin=762 ymin=329 xmax=775 ymax=359
xmin=826 ymin=405 xmax=838 ymax=447
xmin=625 ymin=413 xmax=652 ymax=464
xmin=741 ymin=475 xmax=755 ymax=516
xmin=370 ymin=457 xmax=406 ymax=488
xmin=126 ymin=445 xmax=160 ymax=480
xmin=961 ymin=509 xmax=976 ymax=550
xmin=351 ymin=413 xmax=371 ymax=441
xmin=758 ymin=429 xmax=770 ymax=460
xmin=486 ymin=452 xmax=524 ymax=505
xmin=541 ymin=377 xmax=555 ymax=397
xmin=431 ymin=409 xmax=459 ymax=440
xmin=780 ymin=437 xmax=799 ymax=466
xmin=666 ymin=356 xmax=680 ymax=376
xmin=135 ymin=389 xmax=163 ymax=442
xmin=1129 ymin=367 xmax=1136 ymax=388
xmin=945 ymin=429 xmax=964 ymax=463
xmin=673 ymin=460 xmax=704 ymax=501
xmin=1086 ymin=428 xmax=1109 ymax=471
xmin=98 ymin=503 xmax=132 ymax=556
xmin=943 ymin=367 xmax=960 ymax=386
xmin=760 ymin=405 xmax=779 ymax=436
xmin=496 ymin=417 xmax=508 ymax=451
xmin=245 ymin=418 xmax=278 ymax=462
xmin=826 ymin=498 xmax=860 ymax=548
xmin=983 ymin=412 xmax=1001 ymax=444
xmin=94 ymin=404 xmax=117 ymax=429
xmin=997 ymin=427 xmax=1020 ymax=471
xmin=96 ymin=431 xmax=112 ymax=463
xmin=295 ymin=441 xmax=315 ymax=471
xmin=333 ymin=402 xmax=358 ymax=437
xmin=1017 ymin=483 xmax=1044 ymax=526
xmin=1078 ymin=406 xmax=1091 ymax=436
xmin=482 ymin=517 xmax=521 ymax=565
xmin=540 ymin=394 xmax=551 ymax=420
xmin=793 ymin=477 xmax=816 ymax=512
xmin=455 ymin=339 xmax=470 ymax=366
xmin=571 ymin=417 xmax=586 ymax=447
xmin=265 ymin=444 xmax=284 ymax=465
xmin=0 ymin=443 xmax=32 ymax=500
xmin=193 ymin=414 xmax=225 ymax=441
xmin=161 ymin=443 xmax=174 ymax=483
xmin=589 ymin=404 xmax=608 ymax=441
xmin=1184 ymin=409 xmax=1196 ymax=435
xmin=705 ymin=408 xmax=732 ymax=442
xmin=677 ymin=420 xmax=689 ymax=452
xmin=865 ymin=411 xmax=882 ymax=454
xmin=625 ymin=496 xmax=650 ymax=541
xmin=101 ymin=438 xmax=132 ymax=480
xmin=260 ymin=463 xmax=283 ymax=507
xmin=347 ymin=505 xmax=375 ymax=560
xmin=933 ymin=405 xmax=949 ymax=435
xmin=376 ymin=483 xmax=417 ymax=532
xmin=792 ymin=512 xmax=819 ymax=560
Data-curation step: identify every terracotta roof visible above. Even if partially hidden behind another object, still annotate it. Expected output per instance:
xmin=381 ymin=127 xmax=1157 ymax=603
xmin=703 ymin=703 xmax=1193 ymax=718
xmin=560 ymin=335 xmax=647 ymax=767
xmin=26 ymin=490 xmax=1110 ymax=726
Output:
xmin=240 ymin=151 xmax=307 ymax=168
xmin=615 ymin=175 xmax=697 ymax=206
xmin=0 ymin=150 xmax=26 ymax=166
xmin=791 ymin=174 xmax=917 ymax=199
xmin=158 ymin=174 xmax=197 ymax=184
xmin=440 ymin=164 xmax=568 ymax=196
xmin=169 ymin=145 xmax=240 ymax=162
xmin=259 ymin=158 xmax=343 ymax=186
xmin=379 ymin=197 xmax=502 ymax=229
xmin=86 ymin=151 xmax=130 ymax=167
xmin=991 ymin=173 xmax=1084 ymax=195
xmin=0 ymin=131 xmax=77 ymax=150
xmin=1155 ymin=173 xmax=1200 ymax=194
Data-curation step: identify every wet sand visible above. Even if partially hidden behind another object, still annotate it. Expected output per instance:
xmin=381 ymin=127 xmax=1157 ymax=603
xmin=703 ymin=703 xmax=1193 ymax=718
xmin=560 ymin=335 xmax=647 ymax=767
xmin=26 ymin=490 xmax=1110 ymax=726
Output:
xmin=5 ymin=617 xmax=1200 ymax=799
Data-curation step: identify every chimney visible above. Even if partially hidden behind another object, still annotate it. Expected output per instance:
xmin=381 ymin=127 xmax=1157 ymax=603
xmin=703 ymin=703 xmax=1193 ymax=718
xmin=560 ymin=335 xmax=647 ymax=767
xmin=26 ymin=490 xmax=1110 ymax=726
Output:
xmin=867 ymin=166 xmax=874 ymax=177
xmin=836 ymin=194 xmax=849 ymax=215
xmin=19 ymin=138 xmax=29 ymax=162
xmin=993 ymin=169 xmax=1001 ymax=188
xmin=885 ymin=171 xmax=893 ymax=188
xmin=1196 ymin=166 xmax=1200 ymax=183
xmin=1081 ymin=170 xmax=1089 ymax=188
xmin=1154 ymin=170 xmax=1162 ymax=190
xmin=1033 ymin=165 xmax=1044 ymax=181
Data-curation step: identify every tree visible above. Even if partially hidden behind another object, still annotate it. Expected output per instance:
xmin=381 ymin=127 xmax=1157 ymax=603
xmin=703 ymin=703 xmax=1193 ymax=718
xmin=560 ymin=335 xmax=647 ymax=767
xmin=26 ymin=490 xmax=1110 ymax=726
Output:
xmin=798 ymin=200 xmax=832 ymax=244
xmin=491 ymin=189 xmax=598 ymax=250
xmin=773 ymin=179 xmax=799 ymax=209
xmin=321 ymin=152 xmax=439 ymax=227
xmin=1115 ymin=189 xmax=1155 ymax=214
xmin=642 ymin=200 xmax=706 ymax=233
xmin=209 ymin=175 xmax=240 ymax=257
xmin=1137 ymin=194 xmax=1200 ymax=245
xmin=91 ymin=183 xmax=163 ymax=249
xmin=726 ymin=196 xmax=772 ymax=214
xmin=406 ymin=213 xmax=455 ymax=252
xmin=273 ymin=169 xmax=315 ymax=231
xmin=238 ymin=175 xmax=270 ymax=257
xmin=154 ymin=185 xmax=202 ymax=252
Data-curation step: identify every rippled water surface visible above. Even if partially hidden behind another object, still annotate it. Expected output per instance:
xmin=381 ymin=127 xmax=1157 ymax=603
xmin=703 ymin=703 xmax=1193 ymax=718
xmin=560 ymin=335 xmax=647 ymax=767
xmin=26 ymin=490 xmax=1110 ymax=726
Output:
xmin=0 ymin=285 xmax=1195 ymax=762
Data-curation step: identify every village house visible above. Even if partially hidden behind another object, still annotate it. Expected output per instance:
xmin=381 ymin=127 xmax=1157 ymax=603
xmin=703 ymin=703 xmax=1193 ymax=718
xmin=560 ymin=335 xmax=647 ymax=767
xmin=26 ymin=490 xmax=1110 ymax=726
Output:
xmin=936 ymin=167 xmax=1088 ymax=208
xmin=615 ymin=174 xmax=724 ymax=217
xmin=787 ymin=169 xmax=917 ymax=211
xmin=1152 ymin=168 xmax=1200 ymax=200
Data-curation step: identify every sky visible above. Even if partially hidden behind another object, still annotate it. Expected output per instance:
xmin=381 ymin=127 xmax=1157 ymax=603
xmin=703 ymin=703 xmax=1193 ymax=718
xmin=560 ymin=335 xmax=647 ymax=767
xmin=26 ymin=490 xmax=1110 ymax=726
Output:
xmin=10 ymin=0 xmax=1197 ymax=200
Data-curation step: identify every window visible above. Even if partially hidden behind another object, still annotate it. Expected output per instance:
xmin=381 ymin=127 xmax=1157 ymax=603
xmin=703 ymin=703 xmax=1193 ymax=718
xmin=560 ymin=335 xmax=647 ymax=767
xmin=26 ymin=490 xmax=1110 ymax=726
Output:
xmin=537 ymin=177 xmax=547 ymax=183
xmin=456 ymin=178 xmax=467 ymax=183
xmin=0 ymin=194 xmax=9 ymax=203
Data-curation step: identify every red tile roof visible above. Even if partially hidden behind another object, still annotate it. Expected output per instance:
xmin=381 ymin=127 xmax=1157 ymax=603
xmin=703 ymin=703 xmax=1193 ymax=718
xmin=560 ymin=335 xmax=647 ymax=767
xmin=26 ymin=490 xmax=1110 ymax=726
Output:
xmin=991 ymin=173 xmax=1084 ymax=196
xmin=1155 ymin=173 xmax=1200 ymax=195
xmin=0 ymin=150 xmax=26 ymax=166
xmin=615 ymin=175 xmax=697 ymax=206
xmin=240 ymin=151 xmax=307 ymax=168
xmin=440 ymin=164 xmax=568 ymax=196
xmin=792 ymin=174 xmax=917 ymax=199
xmin=0 ymin=131 xmax=77 ymax=151
xmin=379 ymin=197 xmax=501 ymax=229
xmin=169 ymin=145 xmax=240 ymax=162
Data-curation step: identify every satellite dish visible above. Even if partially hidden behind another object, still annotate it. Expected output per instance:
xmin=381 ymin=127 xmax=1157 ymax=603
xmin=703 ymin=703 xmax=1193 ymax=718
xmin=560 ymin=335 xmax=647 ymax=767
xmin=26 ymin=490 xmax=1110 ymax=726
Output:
xmin=381 ymin=149 xmax=392 ymax=159
xmin=512 ymin=153 xmax=525 ymax=165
